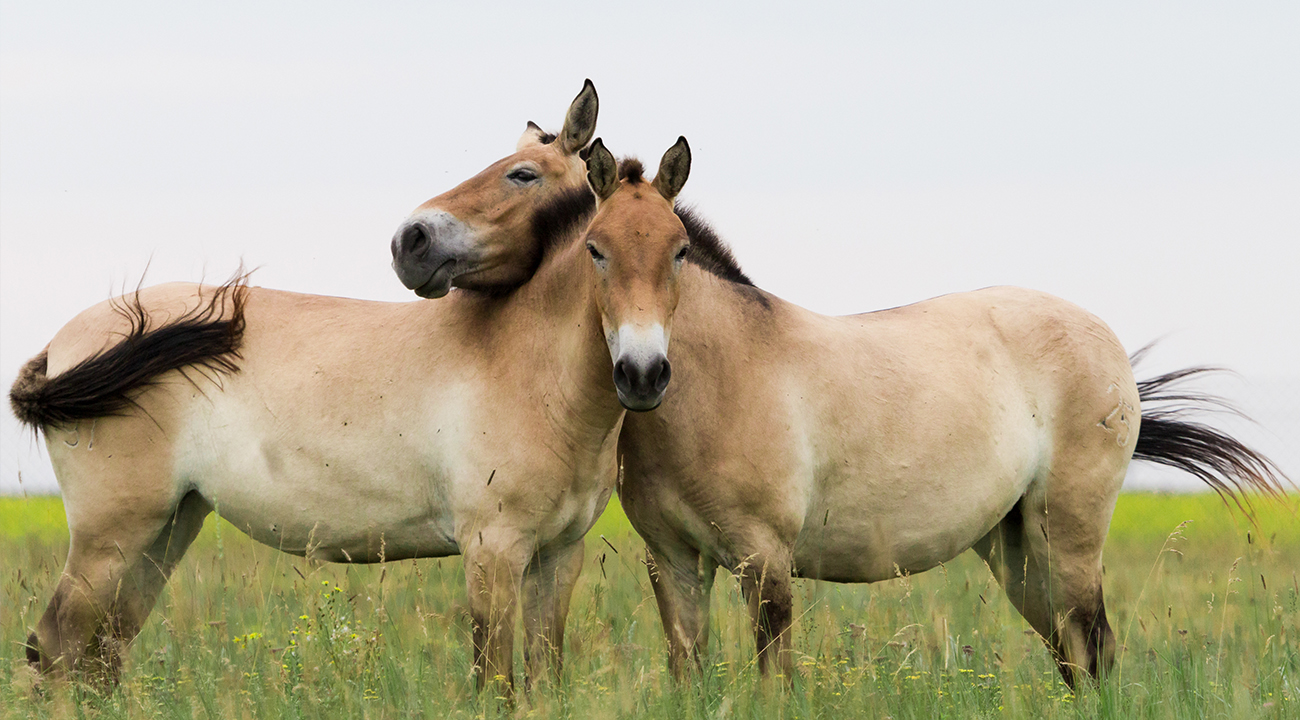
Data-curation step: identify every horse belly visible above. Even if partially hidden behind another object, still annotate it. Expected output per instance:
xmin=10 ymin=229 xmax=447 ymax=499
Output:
xmin=200 ymin=471 xmax=460 ymax=563
xmin=177 ymin=395 xmax=462 ymax=562
xmin=794 ymin=423 xmax=1041 ymax=582
xmin=795 ymin=489 xmax=1014 ymax=582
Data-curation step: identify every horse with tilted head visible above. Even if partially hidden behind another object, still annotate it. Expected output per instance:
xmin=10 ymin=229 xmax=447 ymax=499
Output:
xmin=387 ymin=129 xmax=1289 ymax=689
xmin=9 ymin=80 xmax=697 ymax=695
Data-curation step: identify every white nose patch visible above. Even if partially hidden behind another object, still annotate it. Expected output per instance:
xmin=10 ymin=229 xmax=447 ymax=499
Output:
xmin=406 ymin=210 xmax=475 ymax=254
xmin=611 ymin=324 xmax=668 ymax=366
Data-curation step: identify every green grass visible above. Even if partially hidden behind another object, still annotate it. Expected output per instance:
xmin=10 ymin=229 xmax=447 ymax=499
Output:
xmin=2 ymin=493 xmax=1296 ymax=718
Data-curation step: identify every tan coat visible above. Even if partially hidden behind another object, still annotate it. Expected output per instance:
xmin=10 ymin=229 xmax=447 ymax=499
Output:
xmin=619 ymin=274 xmax=1138 ymax=683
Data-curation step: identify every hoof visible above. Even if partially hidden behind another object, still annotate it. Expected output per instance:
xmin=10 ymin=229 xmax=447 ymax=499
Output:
xmin=25 ymin=632 xmax=41 ymax=668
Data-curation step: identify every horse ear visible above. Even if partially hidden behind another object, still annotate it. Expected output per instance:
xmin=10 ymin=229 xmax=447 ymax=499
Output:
xmin=517 ymin=121 xmax=548 ymax=151
xmin=652 ymin=136 xmax=691 ymax=203
xmin=586 ymin=138 xmax=618 ymax=202
xmin=558 ymin=79 xmax=598 ymax=154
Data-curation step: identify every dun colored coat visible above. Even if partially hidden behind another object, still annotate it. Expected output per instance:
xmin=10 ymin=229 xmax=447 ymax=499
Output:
xmin=9 ymin=81 xmax=699 ymax=694
xmin=385 ymin=116 xmax=1288 ymax=688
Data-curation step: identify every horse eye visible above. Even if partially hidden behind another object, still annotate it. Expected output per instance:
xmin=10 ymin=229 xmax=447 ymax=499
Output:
xmin=675 ymin=246 xmax=689 ymax=261
xmin=507 ymin=168 xmax=539 ymax=183
xmin=587 ymin=244 xmax=605 ymax=262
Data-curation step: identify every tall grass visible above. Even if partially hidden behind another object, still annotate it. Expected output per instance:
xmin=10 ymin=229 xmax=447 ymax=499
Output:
xmin=2 ymin=493 xmax=1296 ymax=718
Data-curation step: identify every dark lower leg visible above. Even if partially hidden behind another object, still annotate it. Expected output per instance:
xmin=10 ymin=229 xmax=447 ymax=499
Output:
xmin=742 ymin=558 xmax=794 ymax=678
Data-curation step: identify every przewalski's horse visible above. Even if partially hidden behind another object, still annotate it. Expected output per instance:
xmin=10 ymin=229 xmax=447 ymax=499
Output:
xmin=619 ymin=284 xmax=1286 ymax=688
xmin=8 ymin=74 xmax=690 ymax=691
xmin=387 ymin=156 xmax=1288 ymax=688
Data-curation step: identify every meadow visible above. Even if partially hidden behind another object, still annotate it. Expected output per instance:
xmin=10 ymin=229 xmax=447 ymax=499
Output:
xmin=1 ymin=492 xmax=1296 ymax=719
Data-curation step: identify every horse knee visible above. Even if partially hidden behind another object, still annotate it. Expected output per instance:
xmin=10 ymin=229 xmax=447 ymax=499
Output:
xmin=463 ymin=542 xmax=528 ymax=691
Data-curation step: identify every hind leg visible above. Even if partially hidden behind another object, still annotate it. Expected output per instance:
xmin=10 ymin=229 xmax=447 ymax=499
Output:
xmin=28 ymin=489 xmax=211 ymax=686
xmin=974 ymin=483 xmax=1117 ymax=688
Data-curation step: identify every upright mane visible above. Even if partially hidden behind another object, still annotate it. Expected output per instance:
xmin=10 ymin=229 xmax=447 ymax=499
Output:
xmin=615 ymin=156 xmax=755 ymax=288
xmin=618 ymin=158 xmax=646 ymax=184
xmin=530 ymin=185 xmax=597 ymax=261
xmin=674 ymin=205 xmax=755 ymax=287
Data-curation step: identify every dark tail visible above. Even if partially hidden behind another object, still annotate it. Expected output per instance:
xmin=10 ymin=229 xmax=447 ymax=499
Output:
xmin=1131 ymin=346 xmax=1292 ymax=513
xmin=9 ymin=273 xmax=250 ymax=433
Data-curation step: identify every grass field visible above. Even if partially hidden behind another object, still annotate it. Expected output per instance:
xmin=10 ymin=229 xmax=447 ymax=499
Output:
xmin=2 ymin=492 xmax=1296 ymax=719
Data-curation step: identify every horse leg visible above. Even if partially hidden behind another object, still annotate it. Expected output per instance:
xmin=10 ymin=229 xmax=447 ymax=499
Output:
xmin=28 ymin=489 xmax=210 ymax=687
xmin=973 ymin=484 xmax=1117 ymax=688
xmin=645 ymin=540 xmax=717 ymax=679
xmin=738 ymin=549 xmax=795 ymax=679
xmin=520 ymin=539 xmax=584 ymax=690
xmin=462 ymin=531 xmax=528 ymax=694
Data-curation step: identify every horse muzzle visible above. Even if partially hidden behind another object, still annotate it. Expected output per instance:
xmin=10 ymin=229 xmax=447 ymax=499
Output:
xmin=613 ymin=353 xmax=671 ymax=412
xmin=391 ymin=211 xmax=475 ymax=299
xmin=610 ymin=323 xmax=672 ymax=412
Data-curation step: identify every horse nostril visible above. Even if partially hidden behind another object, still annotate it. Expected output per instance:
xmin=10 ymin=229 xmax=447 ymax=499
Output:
xmin=400 ymin=223 xmax=430 ymax=257
xmin=652 ymin=358 xmax=672 ymax=394
xmin=613 ymin=359 xmax=632 ymax=394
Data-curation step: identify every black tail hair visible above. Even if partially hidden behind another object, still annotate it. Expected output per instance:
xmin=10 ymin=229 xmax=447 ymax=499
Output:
xmin=1130 ymin=345 xmax=1292 ymax=515
xmin=9 ymin=271 xmax=251 ymax=432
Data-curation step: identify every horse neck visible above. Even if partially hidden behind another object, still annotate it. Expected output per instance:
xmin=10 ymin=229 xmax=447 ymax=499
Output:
xmin=514 ymin=236 xmax=624 ymax=433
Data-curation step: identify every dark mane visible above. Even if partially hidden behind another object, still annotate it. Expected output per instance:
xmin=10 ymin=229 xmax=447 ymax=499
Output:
xmin=618 ymin=157 xmax=645 ymax=184
xmin=528 ymin=184 xmax=597 ymax=267
xmin=674 ymin=204 xmax=755 ymax=287
xmin=538 ymin=131 xmax=557 ymax=145
xmin=615 ymin=156 xmax=755 ymax=288
xmin=527 ymin=159 xmax=756 ymax=294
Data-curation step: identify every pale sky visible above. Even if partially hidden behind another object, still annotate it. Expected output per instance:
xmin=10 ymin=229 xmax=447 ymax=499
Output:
xmin=2 ymin=2 xmax=1297 ymax=493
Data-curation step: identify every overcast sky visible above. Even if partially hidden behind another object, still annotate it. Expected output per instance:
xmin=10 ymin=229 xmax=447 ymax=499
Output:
xmin=2 ymin=2 xmax=1297 ymax=493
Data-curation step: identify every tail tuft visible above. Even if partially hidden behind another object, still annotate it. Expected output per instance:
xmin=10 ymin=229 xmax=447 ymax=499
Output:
xmin=1132 ymin=349 xmax=1291 ymax=514
xmin=7 ymin=271 xmax=250 ymax=434
xmin=9 ymin=351 xmax=52 ymax=429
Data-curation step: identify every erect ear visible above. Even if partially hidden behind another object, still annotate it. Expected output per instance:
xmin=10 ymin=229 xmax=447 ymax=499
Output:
xmin=516 ymin=121 xmax=548 ymax=152
xmin=558 ymin=79 xmax=598 ymax=154
xmin=585 ymin=138 xmax=618 ymax=202
xmin=652 ymin=136 xmax=691 ymax=203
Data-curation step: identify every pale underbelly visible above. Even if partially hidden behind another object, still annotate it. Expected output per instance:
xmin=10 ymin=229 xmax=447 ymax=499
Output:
xmin=791 ymin=522 xmax=983 ymax=583
xmin=219 ymin=499 xmax=459 ymax=562
xmin=789 ymin=467 xmax=1032 ymax=583
xmin=180 ymin=430 xmax=460 ymax=563
xmin=198 ymin=473 xmax=460 ymax=562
